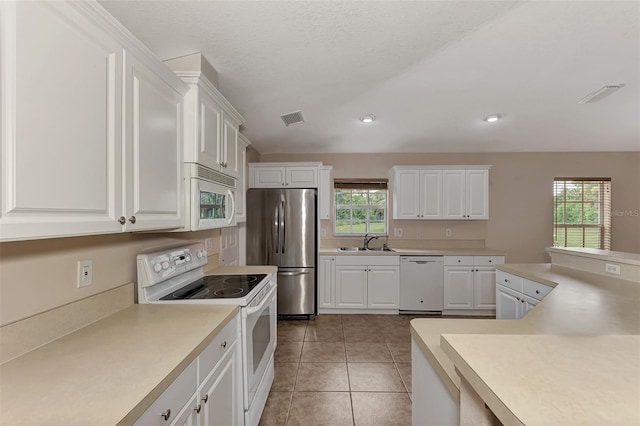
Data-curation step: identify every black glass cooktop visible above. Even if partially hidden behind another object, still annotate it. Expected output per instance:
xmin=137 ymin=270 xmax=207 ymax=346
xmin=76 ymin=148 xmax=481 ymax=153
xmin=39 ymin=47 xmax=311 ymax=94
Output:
xmin=160 ymin=274 xmax=267 ymax=300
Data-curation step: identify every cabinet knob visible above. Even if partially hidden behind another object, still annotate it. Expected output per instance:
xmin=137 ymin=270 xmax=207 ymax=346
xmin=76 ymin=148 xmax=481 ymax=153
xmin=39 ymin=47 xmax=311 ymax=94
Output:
xmin=128 ymin=216 xmax=136 ymax=224
xmin=489 ymin=260 xmax=492 ymax=263
xmin=221 ymin=340 xmax=227 ymax=349
xmin=194 ymin=404 xmax=202 ymax=414
xmin=536 ymin=290 xmax=540 ymax=294
xmin=161 ymin=409 xmax=171 ymax=421
xmin=521 ymin=299 xmax=525 ymax=303
xmin=118 ymin=216 xmax=126 ymax=225
xmin=457 ymin=260 xmax=461 ymax=263
xmin=516 ymin=297 xmax=520 ymax=301
xmin=505 ymin=279 xmax=510 ymax=283
xmin=202 ymin=394 xmax=209 ymax=404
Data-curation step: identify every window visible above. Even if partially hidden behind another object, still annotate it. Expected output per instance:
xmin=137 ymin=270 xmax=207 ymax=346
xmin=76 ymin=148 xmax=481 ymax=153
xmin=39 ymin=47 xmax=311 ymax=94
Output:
xmin=334 ymin=178 xmax=388 ymax=235
xmin=553 ymin=178 xmax=611 ymax=250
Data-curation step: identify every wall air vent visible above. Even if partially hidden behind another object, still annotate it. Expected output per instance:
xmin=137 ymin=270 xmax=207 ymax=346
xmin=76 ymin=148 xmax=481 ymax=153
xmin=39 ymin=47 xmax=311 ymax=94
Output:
xmin=280 ymin=111 xmax=305 ymax=126
xmin=578 ymin=84 xmax=625 ymax=104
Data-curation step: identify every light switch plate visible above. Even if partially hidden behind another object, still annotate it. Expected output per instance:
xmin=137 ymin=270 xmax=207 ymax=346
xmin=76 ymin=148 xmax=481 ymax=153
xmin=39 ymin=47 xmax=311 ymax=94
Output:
xmin=205 ymin=238 xmax=213 ymax=251
xmin=445 ymin=228 xmax=452 ymax=237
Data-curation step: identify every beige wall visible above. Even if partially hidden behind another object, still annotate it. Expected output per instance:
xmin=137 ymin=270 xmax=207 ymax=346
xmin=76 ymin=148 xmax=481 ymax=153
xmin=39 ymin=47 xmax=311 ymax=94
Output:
xmin=0 ymin=229 xmax=221 ymax=326
xmin=261 ymin=152 xmax=640 ymax=263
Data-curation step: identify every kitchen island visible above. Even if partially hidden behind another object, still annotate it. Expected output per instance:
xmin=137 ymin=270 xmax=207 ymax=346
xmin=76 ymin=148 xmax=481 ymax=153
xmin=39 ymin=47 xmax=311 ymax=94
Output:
xmin=410 ymin=248 xmax=640 ymax=425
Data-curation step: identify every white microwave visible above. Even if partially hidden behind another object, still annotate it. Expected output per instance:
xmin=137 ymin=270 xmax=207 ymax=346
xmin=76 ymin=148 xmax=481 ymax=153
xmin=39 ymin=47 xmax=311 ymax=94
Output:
xmin=185 ymin=163 xmax=236 ymax=230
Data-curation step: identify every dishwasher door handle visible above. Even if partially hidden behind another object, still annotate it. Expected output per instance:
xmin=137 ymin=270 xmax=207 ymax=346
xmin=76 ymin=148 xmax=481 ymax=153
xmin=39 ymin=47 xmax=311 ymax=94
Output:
xmin=409 ymin=261 xmax=435 ymax=264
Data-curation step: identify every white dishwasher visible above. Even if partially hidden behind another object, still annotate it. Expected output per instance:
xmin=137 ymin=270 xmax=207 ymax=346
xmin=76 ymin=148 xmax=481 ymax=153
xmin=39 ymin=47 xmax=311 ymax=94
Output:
xmin=399 ymin=256 xmax=444 ymax=312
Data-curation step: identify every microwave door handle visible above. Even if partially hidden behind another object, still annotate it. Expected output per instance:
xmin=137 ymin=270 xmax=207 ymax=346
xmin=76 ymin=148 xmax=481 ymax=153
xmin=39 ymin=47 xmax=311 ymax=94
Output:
xmin=227 ymin=189 xmax=235 ymax=225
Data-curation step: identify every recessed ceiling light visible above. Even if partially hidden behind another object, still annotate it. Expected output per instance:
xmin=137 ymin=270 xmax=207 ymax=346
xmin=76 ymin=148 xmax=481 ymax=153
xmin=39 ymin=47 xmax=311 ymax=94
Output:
xmin=483 ymin=114 xmax=501 ymax=123
xmin=360 ymin=114 xmax=376 ymax=123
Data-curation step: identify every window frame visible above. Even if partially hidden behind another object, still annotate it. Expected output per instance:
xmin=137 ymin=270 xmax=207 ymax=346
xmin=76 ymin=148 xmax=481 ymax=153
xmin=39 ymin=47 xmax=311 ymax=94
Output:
xmin=553 ymin=178 xmax=611 ymax=250
xmin=333 ymin=187 xmax=388 ymax=236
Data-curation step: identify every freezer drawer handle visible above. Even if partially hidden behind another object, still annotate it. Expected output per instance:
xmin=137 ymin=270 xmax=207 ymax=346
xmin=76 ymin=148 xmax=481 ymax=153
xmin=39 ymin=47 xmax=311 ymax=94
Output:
xmin=277 ymin=271 xmax=310 ymax=276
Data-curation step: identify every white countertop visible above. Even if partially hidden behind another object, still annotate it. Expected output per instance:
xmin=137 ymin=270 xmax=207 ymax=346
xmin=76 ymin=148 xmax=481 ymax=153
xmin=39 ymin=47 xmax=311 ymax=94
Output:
xmin=410 ymin=263 xmax=640 ymax=425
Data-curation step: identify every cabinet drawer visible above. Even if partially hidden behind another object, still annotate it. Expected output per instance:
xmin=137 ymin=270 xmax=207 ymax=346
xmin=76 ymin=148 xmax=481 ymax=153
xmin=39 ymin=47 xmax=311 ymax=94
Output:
xmin=199 ymin=316 xmax=239 ymax=383
xmin=335 ymin=255 xmax=400 ymax=266
xmin=473 ymin=256 xmax=504 ymax=266
xmin=134 ymin=359 xmax=197 ymax=425
xmin=444 ymin=256 xmax=474 ymax=266
xmin=496 ymin=271 xmax=523 ymax=292
xmin=523 ymin=279 xmax=553 ymax=301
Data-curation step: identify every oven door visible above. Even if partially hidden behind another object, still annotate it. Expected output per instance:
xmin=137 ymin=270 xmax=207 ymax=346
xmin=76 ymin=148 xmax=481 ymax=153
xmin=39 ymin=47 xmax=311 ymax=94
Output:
xmin=191 ymin=178 xmax=236 ymax=230
xmin=242 ymin=280 xmax=277 ymax=411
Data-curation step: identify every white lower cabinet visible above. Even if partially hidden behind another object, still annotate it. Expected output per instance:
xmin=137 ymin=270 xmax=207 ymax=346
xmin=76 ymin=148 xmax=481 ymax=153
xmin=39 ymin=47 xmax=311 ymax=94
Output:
xmin=134 ymin=314 xmax=241 ymax=426
xmin=318 ymin=256 xmax=336 ymax=308
xmin=496 ymin=271 xmax=553 ymax=319
xmin=443 ymin=256 xmax=504 ymax=313
xmin=332 ymin=256 xmax=400 ymax=311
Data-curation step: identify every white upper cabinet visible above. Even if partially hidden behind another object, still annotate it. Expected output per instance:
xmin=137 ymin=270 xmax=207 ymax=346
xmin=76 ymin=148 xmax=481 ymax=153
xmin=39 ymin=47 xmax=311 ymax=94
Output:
xmin=234 ymin=133 xmax=250 ymax=223
xmin=392 ymin=166 xmax=490 ymax=221
xmin=318 ymin=166 xmax=333 ymax=220
xmin=0 ymin=1 xmax=188 ymax=241
xmin=167 ymin=58 xmax=245 ymax=179
xmin=249 ymin=163 xmax=321 ymax=189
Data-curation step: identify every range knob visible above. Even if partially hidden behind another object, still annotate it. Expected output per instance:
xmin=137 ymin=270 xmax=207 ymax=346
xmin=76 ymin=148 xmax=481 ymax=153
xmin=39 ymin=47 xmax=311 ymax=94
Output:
xmin=162 ymin=261 xmax=170 ymax=270
xmin=197 ymin=250 xmax=206 ymax=259
xmin=185 ymin=254 xmax=192 ymax=262
xmin=153 ymin=263 xmax=162 ymax=273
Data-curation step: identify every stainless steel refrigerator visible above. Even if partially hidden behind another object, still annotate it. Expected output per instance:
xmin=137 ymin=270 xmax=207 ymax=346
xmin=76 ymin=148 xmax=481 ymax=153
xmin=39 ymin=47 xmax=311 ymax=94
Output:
xmin=246 ymin=188 xmax=316 ymax=316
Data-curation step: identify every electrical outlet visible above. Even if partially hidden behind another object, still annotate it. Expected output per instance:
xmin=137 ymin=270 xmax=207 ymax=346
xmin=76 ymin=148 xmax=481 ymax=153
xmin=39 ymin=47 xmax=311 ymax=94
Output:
xmin=445 ymin=228 xmax=452 ymax=237
xmin=605 ymin=263 xmax=621 ymax=275
xmin=394 ymin=228 xmax=403 ymax=237
xmin=205 ymin=238 xmax=213 ymax=251
xmin=77 ymin=260 xmax=93 ymax=288
xmin=321 ymin=229 xmax=327 ymax=237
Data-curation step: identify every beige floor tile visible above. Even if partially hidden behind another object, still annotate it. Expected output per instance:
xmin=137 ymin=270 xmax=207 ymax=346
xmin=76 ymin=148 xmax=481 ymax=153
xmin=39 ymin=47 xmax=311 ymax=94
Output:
xmin=258 ymin=391 xmax=291 ymax=426
xmin=277 ymin=323 xmax=307 ymax=342
xmin=382 ymin=329 xmax=411 ymax=344
xmin=300 ymin=341 xmax=346 ymax=362
xmin=351 ymin=392 xmax=412 ymax=426
xmin=386 ymin=342 xmax=411 ymax=362
xmin=343 ymin=325 xmax=385 ymax=343
xmin=345 ymin=342 xmax=393 ymax=362
xmin=295 ymin=362 xmax=349 ymax=391
xmin=309 ymin=314 xmax=342 ymax=326
xmin=272 ymin=363 xmax=298 ymax=391
xmin=348 ymin=363 xmax=405 ymax=392
xmin=341 ymin=314 xmax=378 ymax=327
xmin=287 ymin=392 xmax=354 ymax=426
xmin=275 ymin=342 xmax=303 ymax=363
xmin=396 ymin=362 xmax=412 ymax=393
xmin=304 ymin=325 xmax=344 ymax=342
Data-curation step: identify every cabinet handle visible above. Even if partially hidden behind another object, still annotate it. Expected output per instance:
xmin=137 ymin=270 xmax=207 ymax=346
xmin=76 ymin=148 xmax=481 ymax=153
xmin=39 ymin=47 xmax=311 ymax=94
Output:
xmin=128 ymin=216 xmax=136 ymax=224
xmin=161 ymin=409 xmax=171 ymax=421
xmin=118 ymin=216 xmax=126 ymax=225
xmin=194 ymin=404 xmax=202 ymax=414
xmin=221 ymin=340 xmax=227 ymax=349
xmin=202 ymin=394 xmax=209 ymax=404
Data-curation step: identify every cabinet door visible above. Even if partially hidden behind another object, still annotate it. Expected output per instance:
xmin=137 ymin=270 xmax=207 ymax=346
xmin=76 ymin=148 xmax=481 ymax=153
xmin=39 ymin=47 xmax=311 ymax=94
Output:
xmin=473 ymin=267 xmax=497 ymax=310
xmin=252 ymin=167 xmax=286 ymax=188
xmin=521 ymin=295 xmax=538 ymax=318
xmin=393 ymin=170 xmax=421 ymax=219
xmin=318 ymin=256 xmax=336 ymax=308
xmin=318 ymin=167 xmax=332 ymax=220
xmin=367 ymin=266 xmax=399 ymax=309
xmin=200 ymin=348 xmax=242 ymax=426
xmin=496 ymin=285 xmax=520 ymax=320
xmin=0 ymin=1 xmax=124 ymax=241
xmin=442 ymin=170 xmax=465 ymax=219
xmin=220 ymin=227 xmax=239 ymax=266
xmin=286 ymin=167 xmax=318 ymax=188
xmin=222 ymin=115 xmax=239 ymax=178
xmin=443 ymin=267 xmax=473 ymax=309
xmin=170 ymin=393 xmax=198 ymax=426
xmin=336 ymin=266 xmax=367 ymax=308
xmin=123 ymin=52 xmax=184 ymax=231
xmin=197 ymin=88 xmax=224 ymax=170
xmin=466 ymin=170 xmax=488 ymax=219
xmin=419 ymin=170 xmax=442 ymax=219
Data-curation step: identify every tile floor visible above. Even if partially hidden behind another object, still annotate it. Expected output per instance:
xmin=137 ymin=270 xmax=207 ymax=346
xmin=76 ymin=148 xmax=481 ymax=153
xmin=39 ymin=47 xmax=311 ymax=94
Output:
xmin=259 ymin=314 xmax=432 ymax=426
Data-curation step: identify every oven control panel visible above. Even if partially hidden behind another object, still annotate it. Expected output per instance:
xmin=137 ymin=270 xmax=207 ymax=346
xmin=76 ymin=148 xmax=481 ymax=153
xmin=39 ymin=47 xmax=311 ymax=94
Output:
xmin=137 ymin=243 xmax=208 ymax=287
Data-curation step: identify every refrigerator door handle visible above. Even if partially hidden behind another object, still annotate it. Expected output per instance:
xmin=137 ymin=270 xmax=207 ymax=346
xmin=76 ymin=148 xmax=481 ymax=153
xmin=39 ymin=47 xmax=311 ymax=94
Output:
xmin=275 ymin=203 xmax=280 ymax=254
xmin=281 ymin=199 xmax=286 ymax=254
xmin=277 ymin=271 xmax=310 ymax=276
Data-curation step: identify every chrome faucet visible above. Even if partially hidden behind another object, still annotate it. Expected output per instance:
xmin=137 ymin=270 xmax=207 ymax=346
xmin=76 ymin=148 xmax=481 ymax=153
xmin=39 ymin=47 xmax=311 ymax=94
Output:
xmin=363 ymin=233 xmax=379 ymax=250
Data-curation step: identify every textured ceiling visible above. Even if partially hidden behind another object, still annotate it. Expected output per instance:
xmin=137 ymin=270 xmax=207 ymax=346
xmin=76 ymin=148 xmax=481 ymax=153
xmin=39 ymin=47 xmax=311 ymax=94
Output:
xmin=100 ymin=1 xmax=640 ymax=154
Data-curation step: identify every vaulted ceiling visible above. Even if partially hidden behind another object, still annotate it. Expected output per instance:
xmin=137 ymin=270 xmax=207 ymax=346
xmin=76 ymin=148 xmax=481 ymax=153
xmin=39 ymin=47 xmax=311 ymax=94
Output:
xmin=101 ymin=1 xmax=640 ymax=154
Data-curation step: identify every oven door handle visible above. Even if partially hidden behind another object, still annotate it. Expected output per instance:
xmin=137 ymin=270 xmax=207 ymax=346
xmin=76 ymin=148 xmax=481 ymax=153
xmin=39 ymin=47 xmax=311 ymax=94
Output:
xmin=245 ymin=284 xmax=276 ymax=316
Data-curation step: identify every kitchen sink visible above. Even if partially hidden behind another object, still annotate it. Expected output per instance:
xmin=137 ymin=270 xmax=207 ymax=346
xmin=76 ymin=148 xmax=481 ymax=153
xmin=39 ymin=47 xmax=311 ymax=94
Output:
xmin=338 ymin=246 xmax=395 ymax=252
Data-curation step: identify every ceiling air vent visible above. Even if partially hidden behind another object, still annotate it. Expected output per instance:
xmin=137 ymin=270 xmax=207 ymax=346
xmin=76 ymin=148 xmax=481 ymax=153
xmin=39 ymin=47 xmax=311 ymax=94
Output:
xmin=280 ymin=111 xmax=305 ymax=127
xmin=578 ymin=84 xmax=625 ymax=104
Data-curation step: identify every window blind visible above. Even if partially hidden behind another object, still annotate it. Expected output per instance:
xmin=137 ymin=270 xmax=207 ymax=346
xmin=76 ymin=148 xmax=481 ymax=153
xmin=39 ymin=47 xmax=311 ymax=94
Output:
xmin=553 ymin=178 xmax=611 ymax=250
xmin=333 ymin=178 xmax=388 ymax=190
